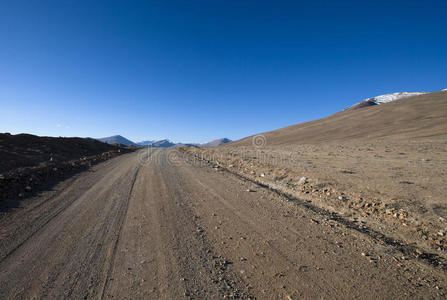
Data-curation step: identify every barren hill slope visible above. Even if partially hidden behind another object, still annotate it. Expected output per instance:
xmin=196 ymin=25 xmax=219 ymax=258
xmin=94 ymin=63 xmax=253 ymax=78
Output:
xmin=231 ymin=91 xmax=447 ymax=146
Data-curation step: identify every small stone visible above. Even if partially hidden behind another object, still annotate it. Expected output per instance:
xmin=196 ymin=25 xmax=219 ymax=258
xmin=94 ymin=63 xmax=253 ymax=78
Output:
xmin=260 ymin=173 xmax=265 ymax=177
xmin=25 ymin=186 xmax=32 ymax=192
xmin=298 ymin=177 xmax=307 ymax=185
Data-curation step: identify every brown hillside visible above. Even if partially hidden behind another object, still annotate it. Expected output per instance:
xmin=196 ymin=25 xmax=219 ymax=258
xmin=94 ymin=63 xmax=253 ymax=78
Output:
xmin=231 ymin=91 xmax=447 ymax=146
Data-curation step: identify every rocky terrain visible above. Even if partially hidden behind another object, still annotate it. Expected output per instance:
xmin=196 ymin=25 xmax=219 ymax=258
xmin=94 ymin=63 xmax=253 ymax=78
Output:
xmin=0 ymin=133 xmax=135 ymax=208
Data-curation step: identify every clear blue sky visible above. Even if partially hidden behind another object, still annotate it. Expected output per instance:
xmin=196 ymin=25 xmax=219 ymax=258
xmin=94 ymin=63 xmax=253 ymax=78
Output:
xmin=1 ymin=0 xmax=446 ymax=143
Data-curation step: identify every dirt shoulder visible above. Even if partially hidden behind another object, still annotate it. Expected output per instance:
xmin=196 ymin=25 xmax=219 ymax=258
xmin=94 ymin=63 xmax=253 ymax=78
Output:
xmin=180 ymin=138 xmax=447 ymax=263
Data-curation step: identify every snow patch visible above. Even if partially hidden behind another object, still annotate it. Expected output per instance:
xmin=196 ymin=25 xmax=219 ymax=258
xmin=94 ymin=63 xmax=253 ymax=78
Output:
xmin=365 ymin=92 xmax=427 ymax=105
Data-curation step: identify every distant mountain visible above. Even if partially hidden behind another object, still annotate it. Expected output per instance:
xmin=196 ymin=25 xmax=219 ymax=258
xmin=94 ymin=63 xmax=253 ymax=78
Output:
xmin=150 ymin=139 xmax=176 ymax=148
xmin=347 ymin=91 xmax=427 ymax=111
xmin=175 ymin=143 xmax=200 ymax=147
xmin=201 ymin=138 xmax=232 ymax=147
xmin=137 ymin=139 xmax=198 ymax=148
xmin=137 ymin=140 xmax=155 ymax=146
xmin=97 ymin=135 xmax=137 ymax=146
xmin=98 ymin=136 xmax=232 ymax=148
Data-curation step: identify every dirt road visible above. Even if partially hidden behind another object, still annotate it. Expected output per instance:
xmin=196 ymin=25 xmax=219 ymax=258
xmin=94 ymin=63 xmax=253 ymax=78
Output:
xmin=0 ymin=149 xmax=446 ymax=299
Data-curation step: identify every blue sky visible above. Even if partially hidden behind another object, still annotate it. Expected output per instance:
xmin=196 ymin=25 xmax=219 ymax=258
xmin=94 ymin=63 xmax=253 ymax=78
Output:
xmin=1 ymin=0 xmax=446 ymax=143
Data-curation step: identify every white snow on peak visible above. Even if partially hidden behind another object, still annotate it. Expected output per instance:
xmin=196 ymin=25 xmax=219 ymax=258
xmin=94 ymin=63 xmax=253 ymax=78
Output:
xmin=442 ymin=88 xmax=447 ymax=91
xmin=365 ymin=91 xmax=427 ymax=105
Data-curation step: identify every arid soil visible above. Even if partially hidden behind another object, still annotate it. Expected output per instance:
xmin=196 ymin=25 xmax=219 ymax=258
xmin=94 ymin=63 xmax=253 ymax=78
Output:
xmin=1 ymin=149 xmax=446 ymax=299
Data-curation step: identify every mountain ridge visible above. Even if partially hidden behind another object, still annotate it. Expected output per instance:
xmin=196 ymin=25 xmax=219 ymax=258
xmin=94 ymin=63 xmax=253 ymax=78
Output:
xmin=201 ymin=138 xmax=232 ymax=147
xmin=98 ymin=136 xmax=230 ymax=148
xmin=97 ymin=135 xmax=137 ymax=146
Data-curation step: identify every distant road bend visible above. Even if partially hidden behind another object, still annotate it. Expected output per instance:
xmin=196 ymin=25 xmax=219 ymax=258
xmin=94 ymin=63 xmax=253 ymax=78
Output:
xmin=0 ymin=149 xmax=445 ymax=299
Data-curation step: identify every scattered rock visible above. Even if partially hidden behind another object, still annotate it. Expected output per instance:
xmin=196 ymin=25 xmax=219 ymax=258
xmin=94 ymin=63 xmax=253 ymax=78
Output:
xmin=415 ymin=249 xmax=424 ymax=256
xmin=298 ymin=177 xmax=307 ymax=185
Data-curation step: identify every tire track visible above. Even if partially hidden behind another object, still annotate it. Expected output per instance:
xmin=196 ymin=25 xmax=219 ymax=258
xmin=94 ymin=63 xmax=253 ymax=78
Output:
xmin=99 ymin=165 xmax=141 ymax=300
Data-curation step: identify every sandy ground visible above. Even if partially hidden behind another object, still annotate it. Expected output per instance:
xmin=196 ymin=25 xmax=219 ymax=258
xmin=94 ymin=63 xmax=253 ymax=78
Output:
xmin=0 ymin=149 xmax=446 ymax=299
